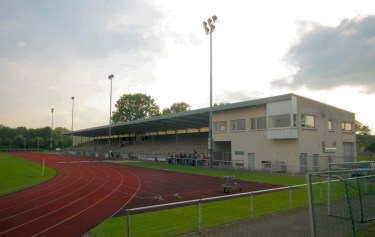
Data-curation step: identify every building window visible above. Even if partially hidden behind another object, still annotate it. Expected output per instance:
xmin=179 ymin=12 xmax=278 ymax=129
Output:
xmin=268 ymin=114 xmax=292 ymax=128
xmin=250 ymin=117 xmax=267 ymax=130
xmin=301 ymin=114 xmax=315 ymax=129
xmin=213 ymin=121 xmax=227 ymax=133
xmin=341 ymin=122 xmax=352 ymax=132
xmin=230 ymin=119 xmax=246 ymax=132
xmin=328 ymin=120 xmax=333 ymax=131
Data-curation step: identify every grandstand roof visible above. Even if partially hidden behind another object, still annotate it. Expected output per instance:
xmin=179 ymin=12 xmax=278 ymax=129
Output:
xmin=65 ymin=94 xmax=294 ymax=137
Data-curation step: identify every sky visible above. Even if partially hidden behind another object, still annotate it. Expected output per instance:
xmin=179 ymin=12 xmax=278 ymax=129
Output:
xmin=1 ymin=0 xmax=375 ymax=134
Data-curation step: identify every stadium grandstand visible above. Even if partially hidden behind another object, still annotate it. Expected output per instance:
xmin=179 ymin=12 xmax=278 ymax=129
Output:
xmin=63 ymin=93 xmax=357 ymax=174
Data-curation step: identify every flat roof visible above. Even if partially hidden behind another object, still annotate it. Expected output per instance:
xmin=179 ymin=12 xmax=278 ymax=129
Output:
xmin=64 ymin=94 xmax=297 ymax=137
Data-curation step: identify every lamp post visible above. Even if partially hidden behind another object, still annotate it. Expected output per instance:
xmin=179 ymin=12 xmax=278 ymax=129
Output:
xmin=50 ymin=108 xmax=54 ymax=151
xmin=71 ymin=96 xmax=75 ymax=149
xmin=108 ymin=74 xmax=114 ymax=159
xmin=203 ymin=15 xmax=217 ymax=168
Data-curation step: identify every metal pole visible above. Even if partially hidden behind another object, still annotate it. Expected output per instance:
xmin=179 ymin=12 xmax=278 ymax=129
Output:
xmin=50 ymin=108 xmax=54 ymax=151
xmin=209 ymin=28 xmax=213 ymax=168
xmin=198 ymin=199 xmax=202 ymax=232
xmin=306 ymin=173 xmax=316 ymax=237
xmin=42 ymin=159 xmax=45 ymax=176
xmin=71 ymin=96 xmax=75 ymax=148
xmin=250 ymin=192 xmax=254 ymax=219
xmin=289 ymin=187 xmax=293 ymax=209
xmin=127 ymin=210 xmax=131 ymax=237
xmin=203 ymin=15 xmax=217 ymax=168
xmin=108 ymin=74 xmax=114 ymax=159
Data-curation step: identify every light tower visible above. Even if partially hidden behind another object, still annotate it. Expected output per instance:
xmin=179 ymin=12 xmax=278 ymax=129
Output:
xmin=203 ymin=15 xmax=218 ymax=168
xmin=108 ymin=74 xmax=114 ymax=158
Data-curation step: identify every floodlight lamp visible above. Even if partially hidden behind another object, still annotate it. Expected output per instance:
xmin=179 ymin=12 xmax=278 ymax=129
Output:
xmin=212 ymin=15 xmax=217 ymax=22
xmin=207 ymin=18 xmax=212 ymax=25
xmin=108 ymin=74 xmax=114 ymax=80
xmin=51 ymin=108 xmax=54 ymax=113
xmin=71 ymin=96 xmax=75 ymax=100
xmin=204 ymin=27 xmax=210 ymax=34
xmin=203 ymin=21 xmax=207 ymax=27
xmin=210 ymin=24 xmax=215 ymax=31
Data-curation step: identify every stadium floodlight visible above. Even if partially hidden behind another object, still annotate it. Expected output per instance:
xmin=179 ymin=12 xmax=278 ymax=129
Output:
xmin=108 ymin=74 xmax=114 ymax=159
xmin=202 ymin=15 xmax=218 ymax=168
xmin=71 ymin=96 xmax=75 ymax=149
xmin=50 ymin=108 xmax=54 ymax=151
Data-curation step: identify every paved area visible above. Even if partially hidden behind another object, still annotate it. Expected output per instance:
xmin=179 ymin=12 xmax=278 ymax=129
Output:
xmin=182 ymin=208 xmax=311 ymax=237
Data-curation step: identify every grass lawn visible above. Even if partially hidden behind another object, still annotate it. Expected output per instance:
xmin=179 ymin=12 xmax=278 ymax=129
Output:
xmin=0 ymin=153 xmax=56 ymax=196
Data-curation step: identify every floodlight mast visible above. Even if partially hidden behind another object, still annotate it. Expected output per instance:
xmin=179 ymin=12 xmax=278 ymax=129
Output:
xmin=50 ymin=108 xmax=54 ymax=151
xmin=202 ymin=15 xmax=217 ymax=168
xmin=71 ymin=96 xmax=75 ymax=149
xmin=108 ymin=74 xmax=114 ymax=159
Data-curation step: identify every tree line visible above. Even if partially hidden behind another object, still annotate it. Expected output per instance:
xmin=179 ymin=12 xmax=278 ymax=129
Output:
xmin=0 ymin=125 xmax=71 ymax=150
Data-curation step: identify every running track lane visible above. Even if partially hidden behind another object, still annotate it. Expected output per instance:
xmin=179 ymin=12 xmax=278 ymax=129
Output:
xmin=0 ymin=153 xmax=140 ymax=237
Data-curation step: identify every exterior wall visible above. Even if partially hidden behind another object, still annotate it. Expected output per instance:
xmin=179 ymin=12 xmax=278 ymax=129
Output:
xmin=212 ymin=94 xmax=356 ymax=173
xmin=296 ymin=96 xmax=356 ymax=166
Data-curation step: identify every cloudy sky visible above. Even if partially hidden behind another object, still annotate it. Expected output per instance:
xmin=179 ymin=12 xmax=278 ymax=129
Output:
xmin=1 ymin=0 xmax=375 ymax=133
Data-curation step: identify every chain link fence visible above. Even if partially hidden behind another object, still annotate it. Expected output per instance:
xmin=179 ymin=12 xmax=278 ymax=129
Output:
xmin=307 ymin=166 xmax=375 ymax=237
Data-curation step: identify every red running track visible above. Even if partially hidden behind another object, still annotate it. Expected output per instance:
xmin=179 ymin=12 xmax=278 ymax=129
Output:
xmin=0 ymin=153 xmax=280 ymax=237
xmin=0 ymin=153 xmax=140 ymax=237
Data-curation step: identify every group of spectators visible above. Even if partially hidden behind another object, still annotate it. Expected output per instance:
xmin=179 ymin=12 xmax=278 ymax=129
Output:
xmin=167 ymin=150 xmax=209 ymax=166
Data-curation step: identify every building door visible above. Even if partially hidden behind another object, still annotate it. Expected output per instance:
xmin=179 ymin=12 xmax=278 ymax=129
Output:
xmin=248 ymin=153 xmax=255 ymax=171
xmin=313 ymin=154 xmax=319 ymax=172
xmin=343 ymin=142 xmax=354 ymax=162
xmin=299 ymin=153 xmax=307 ymax=174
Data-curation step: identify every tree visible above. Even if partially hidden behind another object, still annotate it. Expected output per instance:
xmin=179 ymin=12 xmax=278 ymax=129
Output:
xmin=367 ymin=142 xmax=375 ymax=152
xmin=14 ymin=135 xmax=26 ymax=148
xmin=355 ymin=120 xmax=372 ymax=152
xmin=356 ymin=120 xmax=371 ymax=135
xmin=162 ymin=102 xmax=191 ymax=115
xmin=112 ymin=93 xmax=160 ymax=122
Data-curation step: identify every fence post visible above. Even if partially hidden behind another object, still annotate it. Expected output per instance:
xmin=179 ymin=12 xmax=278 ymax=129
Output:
xmin=42 ymin=159 xmax=45 ymax=176
xmin=127 ymin=210 xmax=131 ymax=237
xmin=198 ymin=199 xmax=202 ymax=232
xmin=319 ymin=182 xmax=323 ymax=203
xmin=306 ymin=173 xmax=316 ymax=237
xmin=289 ymin=187 xmax=292 ymax=209
xmin=250 ymin=192 xmax=254 ymax=219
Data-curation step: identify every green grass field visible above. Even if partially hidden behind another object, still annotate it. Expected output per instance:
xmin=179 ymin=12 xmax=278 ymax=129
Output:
xmin=0 ymin=153 xmax=56 ymax=196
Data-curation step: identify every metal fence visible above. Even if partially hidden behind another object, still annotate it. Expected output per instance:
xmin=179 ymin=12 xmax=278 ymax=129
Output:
xmin=306 ymin=169 xmax=375 ymax=237
xmin=124 ymin=184 xmax=308 ymax=237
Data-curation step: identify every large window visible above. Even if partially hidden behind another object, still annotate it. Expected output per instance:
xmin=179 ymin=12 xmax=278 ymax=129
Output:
xmin=268 ymin=114 xmax=293 ymax=128
xmin=301 ymin=114 xmax=315 ymax=129
xmin=250 ymin=117 xmax=267 ymax=130
xmin=230 ymin=119 xmax=246 ymax=132
xmin=213 ymin=121 xmax=227 ymax=133
xmin=341 ymin=122 xmax=352 ymax=132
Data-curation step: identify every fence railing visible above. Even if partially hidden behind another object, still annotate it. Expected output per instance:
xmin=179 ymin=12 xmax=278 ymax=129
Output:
xmin=124 ymin=183 xmax=308 ymax=237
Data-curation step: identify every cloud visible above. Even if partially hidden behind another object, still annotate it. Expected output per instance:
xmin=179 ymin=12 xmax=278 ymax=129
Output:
xmin=272 ymin=15 xmax=375 ymax=93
